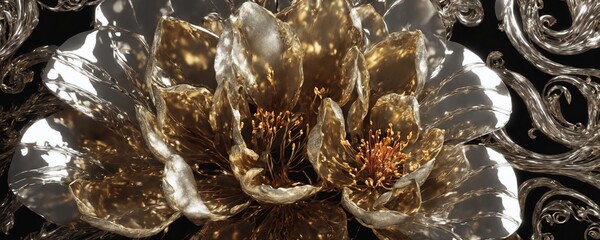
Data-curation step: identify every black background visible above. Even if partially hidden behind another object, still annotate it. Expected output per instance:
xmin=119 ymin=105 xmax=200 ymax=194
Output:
xmin=1 ymin=0 xmax=596 ymax=239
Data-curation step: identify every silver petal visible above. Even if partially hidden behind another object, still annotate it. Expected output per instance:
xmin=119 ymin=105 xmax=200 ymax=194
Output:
xmin=95 ymin=0 xmax=172 ymax=44
xmin=382 ymin=0 xmax=446 ymax=74
xmin=342 ymin=187 xmax=410 ymax=228
xmin=8 ymin=109 xmax=176 ymax=237
xmin=398 ymin=145 xmax=521 ymax=239
xmin=418 ymin=42 xmax=512 ymax=144
xmin=43 ymin=29 xmax=152 ymax=132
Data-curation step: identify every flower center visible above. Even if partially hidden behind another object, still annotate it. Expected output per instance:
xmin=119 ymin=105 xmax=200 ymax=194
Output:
xmin=249 ymin=108 xmax=309 ymax=186
xmin=354 ymin=126 xmax=412 ymax=188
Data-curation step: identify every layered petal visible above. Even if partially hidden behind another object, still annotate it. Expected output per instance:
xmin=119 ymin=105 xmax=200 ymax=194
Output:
xmin=353 ymin=4 xmax=389 ymax=46
xmin=136 ymin=107 xmax=250 ymax=224
xmin=227 ymin=2 xmax=304 ymax=112
xmin=365 ymin=31 xmax=428 ymax=100
xmin=308 ymin=98 xmax=359 ymax=187
xmin=201 ymin=202 xmax=348 ymax=240
xmin=149 ymin=17 xmax=219 ymax=90
xmin=419 ymin=42 xmax=512 ymax=144
xmin=399 ymin=128 xmax=445 ymax=186
xmin=342 ymin=187 xmax=410 ymax=228
xmin=378 ymin=145 xmax=521 ymax=239
xmin=369 ymin=94 xmax=420 ymax=142
xmin=43 ymin=28 xmax=152 ymax=133
xmin=229 ymin=145 xmax=320 ymax=204
xmin=69 ymin=170 xmax=180 ymax=238
xmin=8 ymin=109 xmax=175 ymax=237
xmin=382 ymin=0 xmax=447 ymax=74
xmin=278 ymin=0 xmax=364 ymax=111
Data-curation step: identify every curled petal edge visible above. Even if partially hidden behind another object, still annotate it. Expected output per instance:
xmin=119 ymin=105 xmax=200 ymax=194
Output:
xmin=342 ymin=187 xmax=410 ymax=228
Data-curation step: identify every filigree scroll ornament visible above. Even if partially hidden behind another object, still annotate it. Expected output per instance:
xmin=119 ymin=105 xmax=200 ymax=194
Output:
xmin=432 ymin=0 xmax=484 ymax=38
xmin=37 ymin=0 xmax=103 ymax=11
xmin=485 ymin=52 xmax=600 ymax=186
xmin=495 ymin=0 xmax=600 ymax=78
xmin=520 ymin=177 xmax=600 ymax=240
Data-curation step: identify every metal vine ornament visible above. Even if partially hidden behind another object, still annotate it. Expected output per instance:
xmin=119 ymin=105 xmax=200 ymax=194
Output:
xmin=1 ymin=0 xmax=522 ymax=239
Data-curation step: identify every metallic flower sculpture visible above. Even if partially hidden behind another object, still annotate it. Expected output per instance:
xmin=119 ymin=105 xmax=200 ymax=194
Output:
xmin=8 ymin=0 xmax=520 ymax=239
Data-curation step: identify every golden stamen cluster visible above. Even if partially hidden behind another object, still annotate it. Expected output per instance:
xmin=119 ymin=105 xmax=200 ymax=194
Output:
xmin=354 ymin=125 xmax=412 ymax=188
xmin=250 ymin=108 xmax=309 ymax=184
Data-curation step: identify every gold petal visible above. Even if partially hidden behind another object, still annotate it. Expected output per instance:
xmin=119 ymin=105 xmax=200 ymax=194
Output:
xmin=419 ymin=145 xmax=469 ymax=201
xmin=137 ymin=107 xmax=241 ymax=223
xmin=230 ymin=2 xmax=304 ymax=112
xmin=342 ymin=187 xmax=409 ymax=228
xmin=196 ymin=174 xmax=251 ymax=217
xmin=202 ymin=13 xmax=225 ymax=36
xmin=346 ymin=186 xmax=383 ymax=211
xmin=307 ymin=98 xmax=360 ymax=187
xmin=234 ymin=166 xmax=321 ymax=204
xmin=69 ymin=170 xmax=180 ymax=238
xmin=380 ymin=179 xmax=421 ymax=214
xmin=353 ymin=4 xmax=388 ymax=46
xmin=254 ymin=203 xmax=349 ymax=240
xmin=156 ymin=85 xmax=233 ymax=170
xmin=278 ymin=0 xmax=364 ymax=112
xmin=345 ymin=51 xmax=371 ymax=141
xmin=150 ymin=17 xmax=219 ymax=90
xmin=369 ymin=94 xmax=420 ymax=142
xmin=365 ymin=31 xmax=428 ymax=100
xmin=403 ymin=128 xmax=444 ymax=177
xmin=209 ymin=79 xmax=250 ymax=151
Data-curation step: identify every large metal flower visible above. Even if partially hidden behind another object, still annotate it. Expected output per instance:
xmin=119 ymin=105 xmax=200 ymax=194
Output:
xmin=7 ymin=0 xmax=520 ymax=239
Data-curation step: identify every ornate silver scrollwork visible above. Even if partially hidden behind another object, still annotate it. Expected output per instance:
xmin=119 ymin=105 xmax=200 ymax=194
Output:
xmin=493 ymin=0 xmax=600 ymax=237
xmin=520 ymin=178 xmax=600 ymax=240
xmin=37 ymin=0 xmax=103 ymax=11
xmin=432 ymin=0 xmax=484 ymax=37
xmin=485 ymin=51 xmax=600 ymax=186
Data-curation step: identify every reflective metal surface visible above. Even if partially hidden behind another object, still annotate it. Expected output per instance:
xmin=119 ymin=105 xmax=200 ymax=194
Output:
xmin=0 ymin=0 xmax=538 ymax=239
xmin=8 ymin=108 xmax=180 ymax=237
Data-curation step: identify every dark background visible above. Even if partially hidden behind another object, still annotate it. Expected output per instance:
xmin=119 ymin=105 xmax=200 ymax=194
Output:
xmin=1 ymin=0 xmax=597 ymax=239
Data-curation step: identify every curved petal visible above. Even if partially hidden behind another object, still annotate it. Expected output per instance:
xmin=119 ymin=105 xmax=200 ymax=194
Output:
xmin=399 ymin=128 xmax=444 ymax=186
xmin=237 ymin=168 xmax=320 ymax=204
xmin=201 ymin=202 xmax=348 ymax=240
xmin=69 ymin=170 xmax=181 ymax=238
xmin=149 ymin=17 xmax=219 ymax=90
xmin=343 ymin=183 xmax=421 ymax=229
xmin=229 ymin=143 xmax=320 ymax=204
xmin=345 ymin=53 xmax=371 ymax=141
xmin=278 ymin=0 xmax=364 ymax=112
xmin=339 ymin=46 xmax=367 ymax=109
xmin=210 ymin=78 xmax=250 ymax=152
xmin=342 ymin=187 xmax=409 ymax=228
xmin=365 ymin=31 xmax=428 ymax=100
xmin=404 ymin=145 xmax=521 ymax=239
xmin=95 ymin=0 xmax=172 ymax=44
xmin=195 ymin=174 xmax=251 ymax=217
xmin=382 ymin=0 xmax=447 ymax=73
xmin=8 ymin=109 xmax=177 ymax=237
xmin=307 ymin=98 xmax=359 ymax=187
xmin=43 ymin=28 xmax=152 ymax=132
xmin=136 ymin=107 xmax=248 ymax=223
xmin=419 ymin=42 xmax=512 ymax=144
xmin=229 ymin=2 xmax=304 ymax=112
xmin=369 ymin=94 xmax=420 ymax=142
xmin=352 ymin=4 xmax=388 ymax=46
